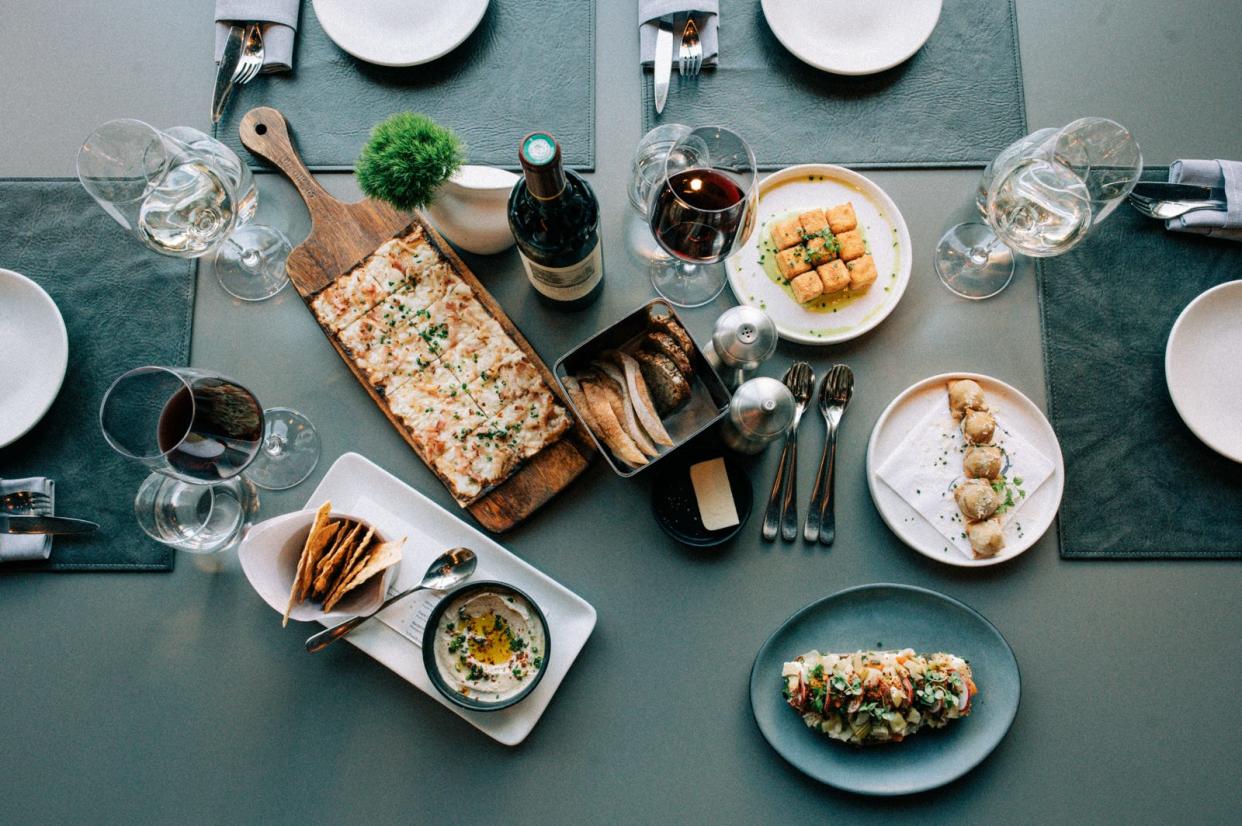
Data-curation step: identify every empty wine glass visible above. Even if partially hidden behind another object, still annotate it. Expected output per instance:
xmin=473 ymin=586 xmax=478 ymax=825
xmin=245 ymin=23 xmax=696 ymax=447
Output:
xmin=100 ymin=366 xmax=320 ymax=491
xmin=936 ymin=117 xmax=1141 ymax=299
xmin=134 ymin=473 xmax=257 ymax=554
xmin=647 ymin=126 xmax=758 ymax=307
xmin=77 ymin=119 xmax=291 ymax=301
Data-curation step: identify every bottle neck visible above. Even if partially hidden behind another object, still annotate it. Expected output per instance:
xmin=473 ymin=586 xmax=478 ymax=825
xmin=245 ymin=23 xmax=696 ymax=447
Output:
xmin=524 ymin=162 xmax=567 ymax=201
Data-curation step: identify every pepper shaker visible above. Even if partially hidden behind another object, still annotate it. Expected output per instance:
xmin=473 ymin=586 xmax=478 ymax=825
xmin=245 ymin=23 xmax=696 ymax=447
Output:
xmin=720 ymin=377 xmax=795 ymax=454
xmin=703 ymin=306 xmax=779 ymax=392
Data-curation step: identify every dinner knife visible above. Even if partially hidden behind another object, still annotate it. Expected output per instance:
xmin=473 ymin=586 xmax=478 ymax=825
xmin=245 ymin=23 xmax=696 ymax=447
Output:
xmin=212 ymin=24 xmax=244 ymax=124
xmin=0 ymin=515 xmax=99 ymax=536
xmin=653 ymin=15 xmax=674 ymax=114
xmin=1130 ymin=182 xmax=1225 ymax=202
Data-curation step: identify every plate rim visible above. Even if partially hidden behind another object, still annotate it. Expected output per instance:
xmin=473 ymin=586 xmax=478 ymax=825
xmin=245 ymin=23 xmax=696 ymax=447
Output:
xmin=1165 ymin=279 xmax=1242 ymax=463
xmin=865 ymin=371 xmax=1065 ymax=567
xmin=727 ymin=163 xmax=913 ymax=346
xmin=748 ymin=581 xmax=1021 ymax=796
xmin=759 ymin=0 xmax=944 ymax=76
xmin=312 ymin=0 xmax=490 ymax=68
xmin=0 ymin=267 xmax=69 ymax=448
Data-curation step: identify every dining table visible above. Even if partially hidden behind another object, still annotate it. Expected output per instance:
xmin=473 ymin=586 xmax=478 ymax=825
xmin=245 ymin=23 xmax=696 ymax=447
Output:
xmin=2 ymin=0 xmax=1241 ymax=822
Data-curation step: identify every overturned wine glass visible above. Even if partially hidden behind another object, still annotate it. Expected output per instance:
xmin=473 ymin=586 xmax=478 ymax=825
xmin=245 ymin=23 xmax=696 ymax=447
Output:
xmin=77 ymin=118 xmax=291 ymax=301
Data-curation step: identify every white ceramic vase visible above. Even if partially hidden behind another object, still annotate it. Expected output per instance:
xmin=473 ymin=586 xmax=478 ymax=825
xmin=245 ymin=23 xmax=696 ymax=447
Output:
xmin=425 ymin=165 xmax=520 ymax=255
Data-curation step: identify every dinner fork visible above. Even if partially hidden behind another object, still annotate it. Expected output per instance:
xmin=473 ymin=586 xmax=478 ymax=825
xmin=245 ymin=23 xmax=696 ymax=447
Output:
xmin=679 ymin=16 xmax=703 ymax=77
xmin=233 ymin=24 xmax=265 ymax=87
xmin=0 ymin=490 xmax=53 ymax=515
xmin=1127 ymin=192 xmax=1227 ymax=221
xmin=804 ymin=365 xmax=855 ymax=545
xmin=762 ymin=362 xmax=814 ymax=542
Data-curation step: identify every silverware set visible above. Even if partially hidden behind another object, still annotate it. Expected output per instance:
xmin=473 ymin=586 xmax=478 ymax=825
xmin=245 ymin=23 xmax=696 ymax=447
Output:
xmin=212 ymin=23 xmax=265 ymax=124
xmin=1127 ymin=181 xmax=1227 ymax=221
xmin=0 ymin=489 xmax=98 ymax=536
xmin=653 ymin=14 xmax=704 ymax=115
xmin=761 ymin=363 xmax=854 ymax=545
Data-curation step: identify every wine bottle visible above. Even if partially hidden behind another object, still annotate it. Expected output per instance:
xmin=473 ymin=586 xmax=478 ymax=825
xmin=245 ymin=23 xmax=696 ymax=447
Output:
xmin=508 ymin=132 xmax=603 ymax=309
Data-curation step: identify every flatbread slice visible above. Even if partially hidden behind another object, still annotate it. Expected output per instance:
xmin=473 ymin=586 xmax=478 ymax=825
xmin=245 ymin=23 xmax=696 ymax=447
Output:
xmin=313 ymin=522 xmax=363 ymax=600
xmin=322 ymin=538 xmax=405 ymax=612
xmin=323 ymin=530 xmax=374 ymax=608
xmin=282 ymin=502 xmax=333 ymax=627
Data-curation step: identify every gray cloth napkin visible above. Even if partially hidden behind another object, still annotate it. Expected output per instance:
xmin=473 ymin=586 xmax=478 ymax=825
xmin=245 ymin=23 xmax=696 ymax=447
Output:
xmin=639 ymin=0 xmax=719 ymax=66
xmin=0 ymin=477 xmax=54 ymax=562
xmin=1167 ymin=159 xmax=1242 ymax=242
xmin=213 ymin=0 xmax=301 ymax=73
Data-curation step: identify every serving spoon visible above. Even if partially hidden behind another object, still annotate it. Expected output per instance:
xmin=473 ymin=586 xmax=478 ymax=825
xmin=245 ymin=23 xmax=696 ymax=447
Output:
xmin=305 ymin=547 xmax=477 ymax=653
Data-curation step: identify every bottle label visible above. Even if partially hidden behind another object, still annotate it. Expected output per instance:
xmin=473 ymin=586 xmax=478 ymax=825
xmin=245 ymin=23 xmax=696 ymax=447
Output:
xmin=519 ymin=240 xmax=603 ymax=302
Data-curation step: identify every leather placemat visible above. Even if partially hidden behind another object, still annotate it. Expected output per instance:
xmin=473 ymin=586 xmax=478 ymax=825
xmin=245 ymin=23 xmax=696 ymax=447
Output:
xmin=216 ymin=1 xmax=596 ymax=171
xmin=1038 ymin=169 xmax=1242 ymax=558
xmin=643 ymin=0 xmax=1027 ymax=169
xmin=0 ymin=179 xmax=194 ymax=572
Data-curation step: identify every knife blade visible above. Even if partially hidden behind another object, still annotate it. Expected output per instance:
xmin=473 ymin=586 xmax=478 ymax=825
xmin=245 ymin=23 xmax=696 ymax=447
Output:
xmin=213 ymin=24 xmax=244 ymax=124
xmin=0 ymin=515 xmax=99 ymax=536
xmin=654 ymin=15 xmax=674 ymax=114
xmin=1131 ymin=182 xmax=1225 ymax=202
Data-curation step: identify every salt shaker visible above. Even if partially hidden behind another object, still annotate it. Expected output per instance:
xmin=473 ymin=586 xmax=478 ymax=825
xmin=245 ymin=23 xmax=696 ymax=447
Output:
xmin=720 ymin=377 xmax=795 ymax=454
xmin=704 ymin=306 xmax=779 ymax=391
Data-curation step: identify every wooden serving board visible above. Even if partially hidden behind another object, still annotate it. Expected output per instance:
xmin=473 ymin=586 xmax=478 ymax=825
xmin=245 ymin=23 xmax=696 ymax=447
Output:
xmin=239 ymin=107 xmax=594 ymax=532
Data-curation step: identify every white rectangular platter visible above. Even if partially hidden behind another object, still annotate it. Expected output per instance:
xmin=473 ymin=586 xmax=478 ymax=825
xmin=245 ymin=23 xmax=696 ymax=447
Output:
xmin=306 ymin=452 xmax=597 ymax=745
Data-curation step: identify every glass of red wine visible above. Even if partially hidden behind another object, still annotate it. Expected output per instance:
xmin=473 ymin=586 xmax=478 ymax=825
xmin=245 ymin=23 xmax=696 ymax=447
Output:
xmin=100 ymin=367 xmax=321 ymax=552
xmin=647 ymin=126 xmax=758 ymax=307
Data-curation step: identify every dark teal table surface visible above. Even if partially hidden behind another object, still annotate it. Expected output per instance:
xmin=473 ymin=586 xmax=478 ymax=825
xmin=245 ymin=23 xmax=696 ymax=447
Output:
xmin=2 ymin=1 xmax=1241 ymax=823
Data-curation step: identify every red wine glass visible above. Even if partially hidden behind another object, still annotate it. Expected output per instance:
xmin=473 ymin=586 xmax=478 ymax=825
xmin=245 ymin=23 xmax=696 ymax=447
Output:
xmin=647 ymin=126 xmax=757 ymax=307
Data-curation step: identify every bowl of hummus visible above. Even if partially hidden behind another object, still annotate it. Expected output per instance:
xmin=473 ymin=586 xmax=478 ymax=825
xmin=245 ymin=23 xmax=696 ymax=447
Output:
xmin=423 ymin=581 xmax=551 ymax=711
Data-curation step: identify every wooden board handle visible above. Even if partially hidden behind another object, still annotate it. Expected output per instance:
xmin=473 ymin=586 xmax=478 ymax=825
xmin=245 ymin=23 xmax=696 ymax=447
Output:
xmin=239 ymin=107 xmax=339 ymax=226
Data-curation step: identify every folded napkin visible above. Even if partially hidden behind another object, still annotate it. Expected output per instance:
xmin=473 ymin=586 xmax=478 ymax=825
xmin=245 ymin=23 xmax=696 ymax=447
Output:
xmin=876 ymin=397 xmax=1054 ymax=560
xmin=639 ymin=0 xmax=720 ymax=67
xmin=214 ymin=0 xmax=301 ymax=73
xmin=0 ymin=477 xmax=55 ymax=563
xmin=1167 ymin=159 xmax=1242 ymax=242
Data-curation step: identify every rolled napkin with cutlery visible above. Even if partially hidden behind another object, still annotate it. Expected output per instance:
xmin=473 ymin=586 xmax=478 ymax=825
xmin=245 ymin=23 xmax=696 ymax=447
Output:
xmin=0 ymin=477 xmax=54 ymax=562
xmin=214 ymin=0 xmax=301 ymax=73
xmin=1167 ymin=159 xmax=1242 ymax=242
xmin=639 ymin=1 xmax=720 ymax=66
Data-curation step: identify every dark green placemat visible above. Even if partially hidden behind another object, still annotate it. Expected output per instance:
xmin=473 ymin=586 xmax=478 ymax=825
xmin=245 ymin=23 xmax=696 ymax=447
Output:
xmin=644 ymin=0 xmax=1026 ymax=169
xmin=0 ymin=179 xmax=195 ymax=572
xmin=1038 ymin=168 xmax=1242 ymax=558
xmin=216 ymin=0 xmax=595 ymax=171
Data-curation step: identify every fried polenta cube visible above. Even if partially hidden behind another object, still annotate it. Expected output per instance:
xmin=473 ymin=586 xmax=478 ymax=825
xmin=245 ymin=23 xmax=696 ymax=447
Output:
xmin=790 ymin=271 xmax=824 ymax=304
xmin=826 ymin=202 xmax=858 ymax=234
xmin=836 ymin=229 xmax=866 ymax=261
xmin=805 ymin=234 xmax=838 ymax=266
xmin=776 ymin=246 xmax=813 ymax=279
xmin=798 ymin=208 xmax=829 ymax=235
xmin=847 ymin=254 xmax=878 ymax=289
xmin=770 ymin=216 xmax=803 ymax=250
xmin=817 ymin=260 xmax=851 ymax=294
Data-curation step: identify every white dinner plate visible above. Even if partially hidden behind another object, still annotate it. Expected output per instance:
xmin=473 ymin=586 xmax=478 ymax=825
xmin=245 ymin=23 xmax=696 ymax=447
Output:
xmin=1166 ymin=280 xmax=1242 ymax=463
xmin=725 ymin=164 xmax=912 ymax=345
xmin=313 ymin=0 xmax=489 ymax=67
xmin=866 ymin=373 xmax=1064 ymax=568
xmin=761 ymin=0 xmax=943 ymax=76
xmin=299 ymin=452 xmax=596 ymax=746
xmin=0 ymin=269 xmax=68 ymax=448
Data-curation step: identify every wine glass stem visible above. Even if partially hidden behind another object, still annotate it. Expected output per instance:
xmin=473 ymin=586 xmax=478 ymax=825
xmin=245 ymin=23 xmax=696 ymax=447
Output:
xmin=970 ymin=233 xmax=1006 ymax=264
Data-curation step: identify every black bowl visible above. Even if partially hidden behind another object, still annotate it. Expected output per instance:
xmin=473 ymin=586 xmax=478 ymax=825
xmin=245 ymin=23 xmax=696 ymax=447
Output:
xmin=421 ymin=581 xmax=552 ymax=712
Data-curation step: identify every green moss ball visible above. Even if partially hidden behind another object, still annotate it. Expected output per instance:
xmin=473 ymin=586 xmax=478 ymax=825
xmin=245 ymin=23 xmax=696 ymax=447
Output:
xmin=356 ymin=113 xmax=465 ymax=211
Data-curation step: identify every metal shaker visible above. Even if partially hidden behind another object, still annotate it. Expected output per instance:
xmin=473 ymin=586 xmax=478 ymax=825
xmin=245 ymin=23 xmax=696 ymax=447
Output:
xmin=720 ymin=377 xmax=795 ymax=454
xmin=703 ymin=306 xmax=779 ymax=391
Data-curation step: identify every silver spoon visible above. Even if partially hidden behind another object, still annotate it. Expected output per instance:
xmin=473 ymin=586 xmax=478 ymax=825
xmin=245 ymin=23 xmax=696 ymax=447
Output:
xmin=305 ymin=547 xmax=477 ymax=653
xmin=804 ymin=364 xmax=854 ymax=545
xmin=762 ymin=362 xmax=814 ymax=542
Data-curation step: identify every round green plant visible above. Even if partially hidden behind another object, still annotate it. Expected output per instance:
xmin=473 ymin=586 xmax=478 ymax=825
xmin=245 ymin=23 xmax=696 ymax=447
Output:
xmin=356 ymin=113 xmax=465 ymax=211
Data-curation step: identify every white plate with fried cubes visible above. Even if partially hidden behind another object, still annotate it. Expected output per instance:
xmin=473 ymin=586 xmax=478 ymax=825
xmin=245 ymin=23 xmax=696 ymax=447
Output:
xmin=725 ymin=164 xmax=911 ymax=345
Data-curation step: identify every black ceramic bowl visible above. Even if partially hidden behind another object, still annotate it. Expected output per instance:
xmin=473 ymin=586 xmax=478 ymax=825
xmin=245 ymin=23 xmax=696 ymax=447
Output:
xmin=421 ymin=581 xmax=552 ymax=712
xmin=652 ymin=451 xmax=753 ymax=548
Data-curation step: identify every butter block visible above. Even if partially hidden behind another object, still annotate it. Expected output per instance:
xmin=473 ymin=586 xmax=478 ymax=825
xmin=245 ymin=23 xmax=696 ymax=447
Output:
xmin=689 ymin=458 xmax=740 ymax=531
